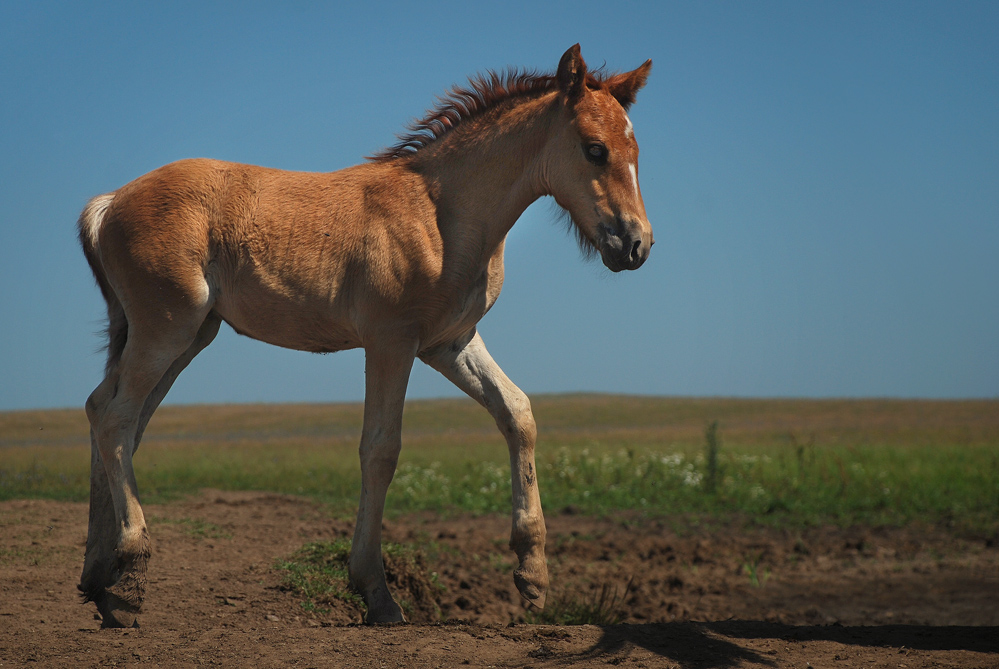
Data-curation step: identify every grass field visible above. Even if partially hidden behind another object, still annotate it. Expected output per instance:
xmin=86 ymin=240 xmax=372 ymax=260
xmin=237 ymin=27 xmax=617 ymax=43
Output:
xmin=2 ymin=395 xmax=997 ymax=534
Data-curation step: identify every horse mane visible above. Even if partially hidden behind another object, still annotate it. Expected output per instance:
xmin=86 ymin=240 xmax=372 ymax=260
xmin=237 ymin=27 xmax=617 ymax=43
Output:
xmin=370 ymin=67 xmax=610 ymax=161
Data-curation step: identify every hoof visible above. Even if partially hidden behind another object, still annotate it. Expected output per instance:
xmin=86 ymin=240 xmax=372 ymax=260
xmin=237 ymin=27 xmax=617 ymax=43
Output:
xmin=96 ymin=569 xmax=145 ymax=629
xmin=364 ymin=603 xmax=405 ymax=624
xmin=361 ymin=583 xmax=406 ymax=624
xmin=96 ymin=591 xmax=140 ymax=629
xmin=514 ymin=570 xmax=548 ymax=610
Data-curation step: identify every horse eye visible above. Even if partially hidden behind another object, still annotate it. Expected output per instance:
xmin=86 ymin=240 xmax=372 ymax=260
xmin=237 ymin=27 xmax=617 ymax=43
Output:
xmin=584 ymin=143 xmax=608 ymax=166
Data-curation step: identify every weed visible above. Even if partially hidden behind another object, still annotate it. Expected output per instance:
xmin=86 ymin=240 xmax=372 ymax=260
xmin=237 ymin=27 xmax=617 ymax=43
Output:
xmin=526 ymin=578 xmax=633 ymax=625
xmin=703 ymin=420 xmax=722 ymax=494
xmin=275 ymin=538 xmax=443 ymax=621
xmin=488 ymin=552 xmax=513 ymax=573
xmin=275 ymin=538 xmax=362 ymax=615
xmin=742 ymin=553 xmax=770 ymax=588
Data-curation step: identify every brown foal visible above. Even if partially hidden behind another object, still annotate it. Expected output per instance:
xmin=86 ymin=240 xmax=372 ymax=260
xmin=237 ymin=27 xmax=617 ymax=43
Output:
xmin=78 ymin=44 xmax=653 ymax=626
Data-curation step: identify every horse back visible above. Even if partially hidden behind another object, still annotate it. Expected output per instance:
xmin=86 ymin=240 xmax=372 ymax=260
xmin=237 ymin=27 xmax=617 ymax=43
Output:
xmin=98 ymin=158 xmax=450 ymax=351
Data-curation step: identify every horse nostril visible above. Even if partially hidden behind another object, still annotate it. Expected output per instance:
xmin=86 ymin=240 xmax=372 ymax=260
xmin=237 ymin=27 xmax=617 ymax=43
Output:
xmin=629 ymin=239 xmax=642 ymax=263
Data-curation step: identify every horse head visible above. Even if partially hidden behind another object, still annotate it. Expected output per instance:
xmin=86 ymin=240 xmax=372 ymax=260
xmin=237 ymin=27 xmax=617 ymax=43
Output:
xmin=545 ymin=44 xmax=654 ymax=272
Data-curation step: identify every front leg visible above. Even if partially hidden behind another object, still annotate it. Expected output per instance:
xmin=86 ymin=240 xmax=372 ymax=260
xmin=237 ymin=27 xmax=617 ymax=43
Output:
xmin=350 ymin=339 xmax=417 ymax=623
xmin=421 ymin=329 xmax=548 ymax=609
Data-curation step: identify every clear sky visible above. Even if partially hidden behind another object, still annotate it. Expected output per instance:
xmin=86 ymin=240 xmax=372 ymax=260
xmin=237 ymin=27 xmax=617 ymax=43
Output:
xmin=1 ymin=1 xmax=996 ymax=411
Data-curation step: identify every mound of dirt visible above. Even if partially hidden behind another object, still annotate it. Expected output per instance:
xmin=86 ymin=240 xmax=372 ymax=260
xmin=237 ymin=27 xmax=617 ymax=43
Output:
xmin=1 ymin=490 xmax=996 ymax=667
xmin=384 ymin=547 xmax=445 ymax=622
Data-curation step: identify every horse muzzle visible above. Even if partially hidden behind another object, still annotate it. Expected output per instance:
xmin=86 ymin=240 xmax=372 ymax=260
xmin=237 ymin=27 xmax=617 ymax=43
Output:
xmin=598 ymin=218 xmax=653 ymax=272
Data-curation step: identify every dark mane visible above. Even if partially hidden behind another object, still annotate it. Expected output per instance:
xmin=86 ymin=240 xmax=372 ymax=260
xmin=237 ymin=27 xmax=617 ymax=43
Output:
xmin=370 ymin=68 xmax=609 ymax=161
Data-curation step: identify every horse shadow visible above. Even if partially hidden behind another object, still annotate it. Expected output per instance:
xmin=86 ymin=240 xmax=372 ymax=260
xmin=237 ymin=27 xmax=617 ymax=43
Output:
xmin=575 ymin=621 xmax=998 ymax=668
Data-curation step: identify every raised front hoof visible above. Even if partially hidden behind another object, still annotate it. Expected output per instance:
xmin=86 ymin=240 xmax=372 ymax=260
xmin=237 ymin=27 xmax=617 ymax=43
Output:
xmin=514 ymin=570 xmax=548 ymax=610
xmin=95 ymin=591 xmax=141 ymax=629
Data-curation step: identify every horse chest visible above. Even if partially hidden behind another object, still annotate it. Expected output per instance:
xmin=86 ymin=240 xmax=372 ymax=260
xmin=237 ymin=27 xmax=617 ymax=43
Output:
xmin=427 ymin=265 xmax=501 ymax=346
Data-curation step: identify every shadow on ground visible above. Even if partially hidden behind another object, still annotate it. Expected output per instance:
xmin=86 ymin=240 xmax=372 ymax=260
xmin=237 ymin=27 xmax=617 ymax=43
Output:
xmin=578 ymin=622 xmax=999 ymax=668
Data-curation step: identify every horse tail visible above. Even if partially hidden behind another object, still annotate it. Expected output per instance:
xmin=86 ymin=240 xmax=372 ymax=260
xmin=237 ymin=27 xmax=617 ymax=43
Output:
xmin=78 ymin=193 xmax=127 ymax=375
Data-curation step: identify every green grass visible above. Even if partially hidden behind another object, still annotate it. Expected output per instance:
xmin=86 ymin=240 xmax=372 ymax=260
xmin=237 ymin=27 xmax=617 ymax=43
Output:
xmin=275 ymin=538 xmax=444 ymax=618
xmin=2 ymin=395 xmax=997 ymax=534
xmin=275 ymin=539 xmax=364 ymax=613
xmin=148 ymin=516 xmax=233 ymax=540
xmin=525 ymin=580 xmax=633 ymax=625
xmin=741 ymin=552 xmax=770 ymax=588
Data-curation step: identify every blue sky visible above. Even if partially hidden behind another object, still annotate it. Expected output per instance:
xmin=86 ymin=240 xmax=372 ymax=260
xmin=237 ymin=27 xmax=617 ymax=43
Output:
xmin=1 ymin=1 xmax=996 ymax=411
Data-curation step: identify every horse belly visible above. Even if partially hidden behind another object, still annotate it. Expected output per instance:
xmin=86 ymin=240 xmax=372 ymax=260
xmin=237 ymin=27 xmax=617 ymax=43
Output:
xmin=213 ymin=278 xmax=360 ymax=354
xmin=223 ymin=309 xmax=359 ymax=353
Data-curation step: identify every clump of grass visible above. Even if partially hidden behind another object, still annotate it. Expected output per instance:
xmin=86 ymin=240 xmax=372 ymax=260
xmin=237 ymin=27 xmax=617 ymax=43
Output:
xmin=275 ymin=538 xmax=444 ymax=621
xmin=741 ymin=552 xmax=770 ymax=588
xmin=275 ymin=538 xmax=362 ymax=615
xmin=526 ymin=579 xmax=633 ymax=626
xmin=704 ymin=420 xmax=722 ymax=494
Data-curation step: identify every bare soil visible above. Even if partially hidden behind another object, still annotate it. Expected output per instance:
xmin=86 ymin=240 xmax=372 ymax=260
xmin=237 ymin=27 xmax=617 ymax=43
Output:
xmin=1 ymin=490 xmax=996 ymax=668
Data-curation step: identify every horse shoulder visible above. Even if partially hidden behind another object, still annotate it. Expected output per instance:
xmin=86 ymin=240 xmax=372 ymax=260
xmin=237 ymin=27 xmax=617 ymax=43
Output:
xmin=336 ymin=163 xmax=446 ymax=298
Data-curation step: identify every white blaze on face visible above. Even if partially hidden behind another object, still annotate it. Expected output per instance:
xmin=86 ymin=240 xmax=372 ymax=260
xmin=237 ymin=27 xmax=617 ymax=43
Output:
xmin=629 ymin=163 xmax=639 ymax=197
xmin=623 ymin=114 xmax=634 ymax=140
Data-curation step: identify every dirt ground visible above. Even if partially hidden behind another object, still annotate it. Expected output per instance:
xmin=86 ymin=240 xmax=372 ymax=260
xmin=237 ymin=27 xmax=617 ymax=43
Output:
xmin=1 ymin=490 xmax=996 ymax=668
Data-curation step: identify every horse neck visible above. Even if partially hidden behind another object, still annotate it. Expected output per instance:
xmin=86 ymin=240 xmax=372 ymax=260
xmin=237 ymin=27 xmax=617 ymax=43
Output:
xmin=410 ymin=94 xmax=559 ymax=251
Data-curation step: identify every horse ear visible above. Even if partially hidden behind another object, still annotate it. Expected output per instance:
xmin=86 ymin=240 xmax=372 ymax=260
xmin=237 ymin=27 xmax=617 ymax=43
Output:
xmin=606 ymin=59 xmax=652 ymax=110
xmin=556 ymin=44 xmax=587 ymax=100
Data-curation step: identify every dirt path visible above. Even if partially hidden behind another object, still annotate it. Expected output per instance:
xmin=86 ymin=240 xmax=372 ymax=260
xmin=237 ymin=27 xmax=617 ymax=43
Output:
xmin=2 ymin=491 xmax=996 ymax=667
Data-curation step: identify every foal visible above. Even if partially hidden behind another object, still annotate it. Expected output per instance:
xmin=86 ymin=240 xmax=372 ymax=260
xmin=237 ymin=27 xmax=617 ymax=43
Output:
xmin=78 ymin=44 xmax=653 ymax=626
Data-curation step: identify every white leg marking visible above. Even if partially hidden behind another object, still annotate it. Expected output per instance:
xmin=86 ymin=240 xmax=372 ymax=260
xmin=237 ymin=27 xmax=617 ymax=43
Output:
xmin=421 ymin=331 xmax=549 ymax=608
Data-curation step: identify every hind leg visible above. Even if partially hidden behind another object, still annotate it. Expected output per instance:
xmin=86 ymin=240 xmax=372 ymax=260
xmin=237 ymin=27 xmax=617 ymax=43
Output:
xmin=81 ymin=357 xmax=157 ymax=628
xmin=79 ymin=426 xmax=120 ymax=621
xmin=133 ymin=313 xmax=221 ymax=447
xmin=80 ymin=312 xmax=219 ymax=627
